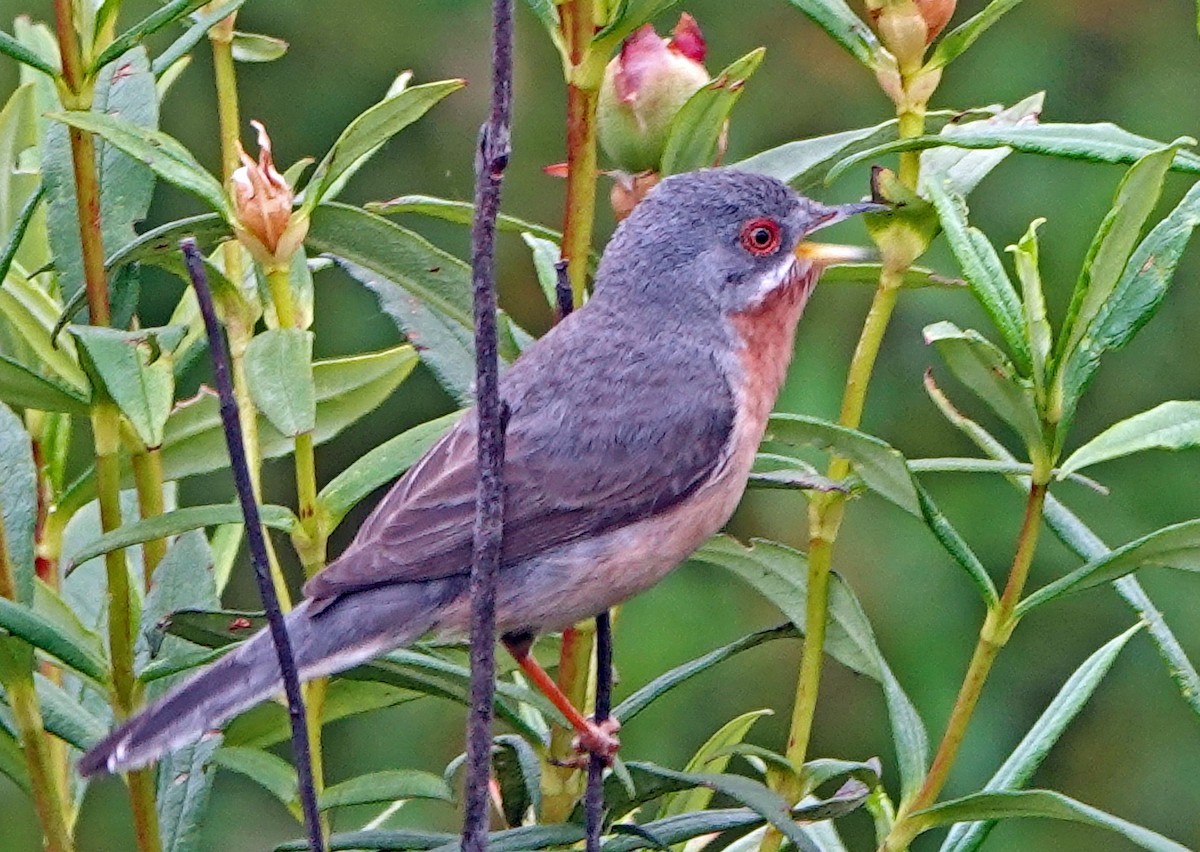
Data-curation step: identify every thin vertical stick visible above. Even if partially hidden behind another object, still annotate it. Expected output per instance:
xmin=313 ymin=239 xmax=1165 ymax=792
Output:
xmin=180 ymin=240 xmax=324 ymax=852
xmin=462 ymin=0 xmax=513 ymax=849
xmin=586 ymin=610 xmax=612 ymax=851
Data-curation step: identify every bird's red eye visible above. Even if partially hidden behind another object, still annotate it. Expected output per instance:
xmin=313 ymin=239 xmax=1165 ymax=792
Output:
xmin=739 ymin=218 xmax=781 ymax=256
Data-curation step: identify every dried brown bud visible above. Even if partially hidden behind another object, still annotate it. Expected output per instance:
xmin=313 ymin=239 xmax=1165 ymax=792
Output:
xmin=231 ymin=121 xmax=307 ymax=266
xmin=609 ymin=171 xmax=661 ymax=222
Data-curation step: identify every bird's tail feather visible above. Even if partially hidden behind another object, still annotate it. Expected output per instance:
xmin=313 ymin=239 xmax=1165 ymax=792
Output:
xmin=79 ymin=586 xmax=447 ymax=776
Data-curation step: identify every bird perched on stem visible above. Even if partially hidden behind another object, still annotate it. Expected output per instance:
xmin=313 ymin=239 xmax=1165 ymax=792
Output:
xmin=80 ymin=169 xmax=878 ymax=776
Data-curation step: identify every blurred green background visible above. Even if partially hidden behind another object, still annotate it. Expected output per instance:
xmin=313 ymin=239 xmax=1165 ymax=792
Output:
xmin=2 ymin=1 xmax=1200 ymax=849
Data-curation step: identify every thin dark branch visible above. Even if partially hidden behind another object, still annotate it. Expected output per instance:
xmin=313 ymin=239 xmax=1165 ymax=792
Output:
xmin=181 ymin=239 xmax=325 ymax=852
xmin=586 ymin=609 xmax=612 ymax=852
xmin=554 ymin=257 xmax=573 ymax=321
xmin=462 ymin=0 xmax=513 ymax=849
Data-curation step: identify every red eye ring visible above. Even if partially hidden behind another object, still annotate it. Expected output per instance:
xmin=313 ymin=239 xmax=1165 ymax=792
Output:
xmin=739 ymin=218 xmax=782 ymax=256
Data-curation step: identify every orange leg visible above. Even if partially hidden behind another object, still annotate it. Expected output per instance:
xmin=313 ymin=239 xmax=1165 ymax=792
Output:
xmin=503 ymin=638 xmax=620 ymax=762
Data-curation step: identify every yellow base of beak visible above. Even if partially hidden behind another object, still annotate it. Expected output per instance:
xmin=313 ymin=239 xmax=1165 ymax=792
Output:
xmin=795 ymin=242 xmax=875 ymax=266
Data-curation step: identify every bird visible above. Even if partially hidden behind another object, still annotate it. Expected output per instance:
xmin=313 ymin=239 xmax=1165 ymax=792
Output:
xmin=79 ymin=169 xmax=878 ymax=776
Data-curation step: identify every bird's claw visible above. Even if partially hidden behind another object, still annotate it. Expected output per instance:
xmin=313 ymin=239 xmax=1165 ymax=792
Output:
xmin=568 ymin=716 xmax=621 ymax=767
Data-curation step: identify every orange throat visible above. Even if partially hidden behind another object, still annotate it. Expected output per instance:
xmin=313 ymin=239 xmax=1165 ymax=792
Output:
xmin=729 ymin=265 xmax=817 ymax=424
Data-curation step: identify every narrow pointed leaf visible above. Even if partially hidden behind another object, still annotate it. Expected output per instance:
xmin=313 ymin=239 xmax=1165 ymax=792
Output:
xmin=0 ymin=29 xmax=58 ymax=76
xmin=827 ymin=125 xmax=1200 ymax=182
xmin=306 ymin=80 xmax=465 ymax=209
xmin=913 ymin=789 xmax=1187 ymax=851
xmin=319 ymin=411 xmax=461 ymax=529
xmin=106 ymin=212 xmax=230 ymax=270
xmin=230 ymin=31 xmax=289 ymax=63
xmin=1019 ymin=519 xmax=1200 ymax=616
xmin=0 ymin=402 xmax=37 ymax=605
xmin=277 ymin=830 xmax=455 ymax=851
xmin=919 ymin=93 xmax=1043 ymax=200
xmin=614 ymin=623 xmax=797 ymax=722
xmin=366 ymin=194 xmax=564 ymax=245
xmin=50 ymin=111 xmax=228 ymax=216
xmin=91 ymin=0 xmax=207 ymax=71
xmin=592 ymin=0 xmax=684 ymax=48
xmin=319 ymin=769 xmax=452 ymax=811
xmin=925 ymin=180 xmax=1030 ymax=370
xmin=0 ymin=726 xmax=30 ymax=794
xmin=819 ymin=263 xmax=962 ymax=289
xmin=150 ymin=0 xmax=247 ymax=75
xmin=941 ymin=624 xmax=1142 ymax=852
xmin=927 ymin=0 xmax=1025 ymax=69
xmin=1008 ymin=218 xmax=1052 ymax=395
xmin=66 ymin=503 xmax=298 ymax=569
xmin=34 ymin=672 xmax=107 ymax=750
xmin=1060 ymin=401 xmax=1200 ymax=476
xmin=1058 ymin=145 xmax=1181 ymax=369
xmin=661 ymin=710 xmax=773 ymax=819
xmin=0 ymin=598 xmax=109 ymax=684
xmin=660 ymin=48 xmax=765 ymax=175
xmin=782 ymin=0 xmax=882 ymax=67
xmin=0 ymin=181 xmax=45 ymax=285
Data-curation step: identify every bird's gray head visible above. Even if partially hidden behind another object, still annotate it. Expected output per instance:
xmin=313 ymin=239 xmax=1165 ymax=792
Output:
xmin=594 ymin=169 xmax=875 ymax=315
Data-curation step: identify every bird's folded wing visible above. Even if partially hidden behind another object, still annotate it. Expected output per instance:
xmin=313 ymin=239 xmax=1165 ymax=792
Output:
xmin=304 ymin=354 xmax=734 ymax=602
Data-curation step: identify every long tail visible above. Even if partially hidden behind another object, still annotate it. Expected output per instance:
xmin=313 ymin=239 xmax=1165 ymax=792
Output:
xmin=79 ymin=581 xmax=456 ymax=776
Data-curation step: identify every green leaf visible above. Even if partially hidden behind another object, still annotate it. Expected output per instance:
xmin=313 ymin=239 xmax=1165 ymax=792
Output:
xmin=592 ymin=0 xmax=684 ymax=49
xmin=244 ymin=328 xmax=316 ymax=437
xmin=106 ymin=212 xmax=231 ymax=271
xmin=278 ymin=830 xmax=455 ymax=851
xmin=661 ymin=710 xmax=773 ymax=820
xmin=1055 ymin=178 xmax=1200 ymax=433
xmin=660 ymin=48 xmax=765 ymax=175
xmin=927 ymin=374 xmax=1200 ymax=722
xmin=91 ymin=0 xmax=208 ymax=72
xmin=522 ymin=232 xmax=563 ymax=308
xmin=919 ymin=92 xmax=1044 ymax=200
xmin=924 ymin=178 xmax=1030 ymax=371
xmin=1058 ymin=145 xmax=1181 ymax=369
xmin=0 ymin=29 xmax=58 ymax=77
xmin=1060 ymin=401 xmax=1200 ymax=476
xmin=366 ymin=194 xmax=564 ymax=245
xmin=926 ymin=0 xmax=1025 ymax=69
xmin=224 ymin=680 xmax=418 ymax=749
xmin=912 ymin=789 xmax=1188 ymax=851
xmin=923 ymin=322 xmax=1043 ymax=451
xmin=521 ymin=0 xmax=560 ymax=35
xmin=71 ymin=324 xmax=185 ymax=448
xmin=613 ymin=624 xmax=796 ymax=723
xmin=34 ymin=672 xmax=107 ymax=750
xmin=230 ymin=31 xmax=289 ymax=63
xmin=0 ymin=182 xmax=45 ymax=287
xmin=43 ymin=49 xmax=159 ymax=300
xmin=305 ymin=80 xmax=465 ymax=210
xmin=150 ymin=0 xmax=248 ymax=76
xmin=1019 ymin=520 xmax=1200 ymax=616
xmin=1007 ymin=218 xmax=1052 ymax=397
xmin=319 ymin=411 xmax=461 ymax=529
xmin=66 ymin=503 xmax=299 ymax=570
xmin=618 ymin=763 xmax=822 ymax=852
xmin=50 ymin=111 xmax=228 ymax=217
xmin=782 ymin=0 xmax=882 ymax=67
xmin=319 ymin=769 xmax=452 ymax=811
xmin=940 ymin=624 xmax=1141 ymax=852
xmin=32 ymin=579 xmax=106 ymax=677
xmin=493 ymin=733 xmax=541 ymax=826
xmin=153 ymin=343 xmax=418 ymax=482
xmin=828 ymin=125 xmax=1200 ymax=183
xmin=213 ymin=746 xmax=300 ymax=818
xmin=0 ymin=266 xmax=90 ymax=393
xmin=733 ymin=109 xmax=994 ymax=191
xmin=158 ymin=609 xmax=265 ymax=649
xmin=819 ymin=262 xmax=962 ymax=289
xmin=0 ymin=725 xmax=30 ymax=794
xmin=0 ymin=402 xmax=37 ymax=605
xmin=0 ymin=598 xmax=109 ymax=685
xmin=307 ymin=203 xmax=470 ymax=326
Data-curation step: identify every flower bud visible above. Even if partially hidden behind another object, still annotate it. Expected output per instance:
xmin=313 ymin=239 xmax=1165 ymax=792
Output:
xmin=915 ymin=0 xmax=956 ymax=43
xmin=231 ymin=120 xmax=307 ymax=267
xmin=597 ymin=13 xmax=710 ymax=173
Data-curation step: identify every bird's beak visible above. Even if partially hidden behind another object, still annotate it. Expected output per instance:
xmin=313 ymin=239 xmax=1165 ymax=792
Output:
xmin=795 ymin=201 xmax=886 ymax=267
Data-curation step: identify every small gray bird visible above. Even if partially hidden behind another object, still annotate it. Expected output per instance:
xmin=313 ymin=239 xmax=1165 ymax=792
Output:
xmin=80 ymin=169 xmax=876 ymax=776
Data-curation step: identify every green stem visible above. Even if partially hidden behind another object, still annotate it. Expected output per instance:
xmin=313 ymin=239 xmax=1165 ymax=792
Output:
xmin=560 ymin=0 xmax=600 ymax=306
xmin=130 ymin=448 xmax=166 ymax=588
xmin=883 ymin=479 xmax=1049 ymax=852
xmin=897 ymin=107 xmax=925 ymax=188
xmin=0 ymin=510 xmax=74 ymax=852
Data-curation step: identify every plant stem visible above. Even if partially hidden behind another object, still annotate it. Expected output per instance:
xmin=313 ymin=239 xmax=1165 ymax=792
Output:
xmin=560 ymin=0 xmax=600 ymax=306
xmin=883 ymin=479 xmax=1049 ymax=851
xmin=0 ymin=512 xmax=74 ymax=852
xmin=541 ymin=623 xmax=593 ymax=822
xmin=130 ymin=448 xmax=167 ymax=588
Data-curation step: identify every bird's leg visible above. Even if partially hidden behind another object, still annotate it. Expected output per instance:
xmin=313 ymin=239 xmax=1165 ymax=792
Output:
xmin=502 ymin=633 xmax=620 ymax=764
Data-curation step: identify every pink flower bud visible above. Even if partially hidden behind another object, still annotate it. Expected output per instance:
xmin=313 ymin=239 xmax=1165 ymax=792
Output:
xmin=597 ymin=14 xmax=710 ymax=173
xmin=231 ymin=121 xmax=307 ymax=265
xmin=916 ymin=0 xmax=956 ymax=43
